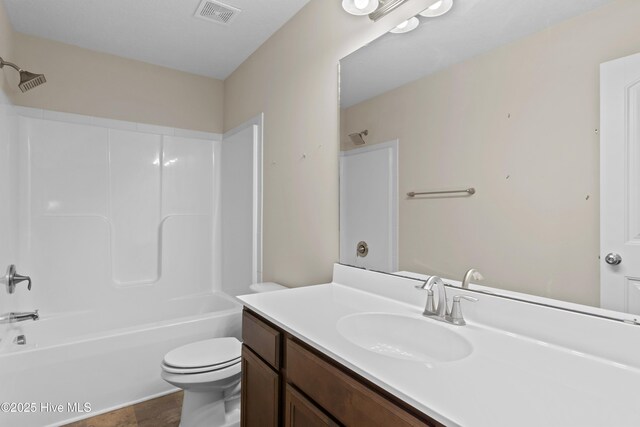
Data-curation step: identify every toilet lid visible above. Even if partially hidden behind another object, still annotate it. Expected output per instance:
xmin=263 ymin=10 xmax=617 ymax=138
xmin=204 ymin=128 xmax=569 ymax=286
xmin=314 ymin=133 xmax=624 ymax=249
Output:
xmin=163 ymin=337 xmax=241 ymax=369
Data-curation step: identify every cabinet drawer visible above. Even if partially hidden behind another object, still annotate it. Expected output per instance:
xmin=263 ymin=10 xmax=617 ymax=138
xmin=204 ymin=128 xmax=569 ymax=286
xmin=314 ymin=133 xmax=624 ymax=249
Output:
xmin=242 ymin=310 xmax=281 ymax=369
xmin=286 ymin=339 xmax=436 ymax=427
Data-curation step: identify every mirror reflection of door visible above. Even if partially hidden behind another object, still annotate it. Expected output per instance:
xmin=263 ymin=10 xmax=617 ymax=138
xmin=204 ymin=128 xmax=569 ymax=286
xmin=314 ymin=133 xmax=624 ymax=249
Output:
xmin=340 ymin=141 xmax=398 ymax=272
xmin=601 ymin=52 xmax=640 ymax=314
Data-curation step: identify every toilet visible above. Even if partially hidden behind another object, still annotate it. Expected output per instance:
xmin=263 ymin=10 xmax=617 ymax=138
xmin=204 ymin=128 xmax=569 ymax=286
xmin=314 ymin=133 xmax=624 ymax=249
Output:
xmin=161 ymin=282 xmax=286 ymax=427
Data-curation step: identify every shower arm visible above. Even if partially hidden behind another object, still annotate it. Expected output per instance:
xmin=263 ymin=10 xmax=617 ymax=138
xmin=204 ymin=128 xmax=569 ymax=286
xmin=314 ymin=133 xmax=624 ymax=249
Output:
xmin=0 ymin=57 xmax=22 ymax=72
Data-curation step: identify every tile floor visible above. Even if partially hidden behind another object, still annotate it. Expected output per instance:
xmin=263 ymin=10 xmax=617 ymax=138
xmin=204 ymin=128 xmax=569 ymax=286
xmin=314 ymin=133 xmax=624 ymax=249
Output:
xmin=63 ymin=392 xmax=183 ymax=427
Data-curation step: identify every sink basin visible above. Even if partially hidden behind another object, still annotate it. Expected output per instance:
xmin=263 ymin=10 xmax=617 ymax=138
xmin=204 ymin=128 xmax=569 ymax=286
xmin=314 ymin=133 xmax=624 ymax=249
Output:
xmin=337 ymin=313 xmax=472 ymax=364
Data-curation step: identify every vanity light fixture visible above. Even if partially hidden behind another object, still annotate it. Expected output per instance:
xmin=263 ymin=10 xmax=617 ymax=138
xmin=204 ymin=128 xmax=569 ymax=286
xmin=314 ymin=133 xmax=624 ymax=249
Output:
xmin=390 ymin=16 xmax=420 ymax=33
xmin=343 ymin=0 xmax=412 ymax=21
xmin=419 ymin=0 xmax=453 ymax=18
xmin=342 ymin=0 xmax=380 ymax=16
xmin=342 ymin=0 xmax=451 ymax=28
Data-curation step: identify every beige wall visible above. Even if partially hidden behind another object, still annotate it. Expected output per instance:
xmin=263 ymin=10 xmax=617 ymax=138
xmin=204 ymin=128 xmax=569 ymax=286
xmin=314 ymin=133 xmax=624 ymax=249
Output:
xmin=3 ymin=31 xmax=224 ymax=133
xmin=0 ymin=0 xmax=14 ymax=101
xmin=342 ymin=0 xmax=640 ymax=306
xmin=224 ymin=0 xmax=439 ymax=287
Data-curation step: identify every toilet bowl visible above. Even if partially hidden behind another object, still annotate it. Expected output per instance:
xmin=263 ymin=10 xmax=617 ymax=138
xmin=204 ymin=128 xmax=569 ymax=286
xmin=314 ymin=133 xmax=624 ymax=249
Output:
xmin=161 ymin=282 xmax=286 ymax=427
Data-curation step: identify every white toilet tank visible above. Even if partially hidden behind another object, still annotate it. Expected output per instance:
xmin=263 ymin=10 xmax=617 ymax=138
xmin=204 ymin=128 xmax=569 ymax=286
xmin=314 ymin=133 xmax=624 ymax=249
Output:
xmin=249 ymin=282 xmax=286 ymax=293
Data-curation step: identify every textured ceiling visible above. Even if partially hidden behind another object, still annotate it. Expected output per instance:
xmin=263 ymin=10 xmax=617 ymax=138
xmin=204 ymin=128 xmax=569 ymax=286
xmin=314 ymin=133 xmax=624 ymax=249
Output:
xmin=4 ymin=0 xmax=310 ymax=79
xmin=341 ymin=0 xmax=616 ymax=108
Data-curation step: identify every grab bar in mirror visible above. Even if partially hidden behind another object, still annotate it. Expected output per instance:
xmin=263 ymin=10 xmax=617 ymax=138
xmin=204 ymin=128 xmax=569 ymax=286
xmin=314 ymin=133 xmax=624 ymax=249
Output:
xmin=407 ymin=188 xmax=476 ymax=197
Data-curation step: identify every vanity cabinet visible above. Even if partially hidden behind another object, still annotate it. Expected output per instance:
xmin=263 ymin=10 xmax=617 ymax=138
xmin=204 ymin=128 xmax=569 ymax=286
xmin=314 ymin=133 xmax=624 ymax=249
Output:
xmin=241 ymin=309 xmax=443 ymax=427
xmin=241 ymin=310 xmax=281 ymax=427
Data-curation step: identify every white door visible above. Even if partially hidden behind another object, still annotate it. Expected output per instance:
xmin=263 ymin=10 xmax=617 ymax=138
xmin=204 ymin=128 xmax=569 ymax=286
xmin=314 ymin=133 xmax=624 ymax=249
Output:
xmin=340 ymin=141 xmax=398 ymax=272
xmin=601 ymin=52 xmax=640 ymax=314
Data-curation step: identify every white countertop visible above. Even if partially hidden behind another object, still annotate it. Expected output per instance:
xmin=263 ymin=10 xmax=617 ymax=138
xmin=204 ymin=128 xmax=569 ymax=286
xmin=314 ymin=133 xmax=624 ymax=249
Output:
xmin=238 ymin=266 xmax=640 ymax=427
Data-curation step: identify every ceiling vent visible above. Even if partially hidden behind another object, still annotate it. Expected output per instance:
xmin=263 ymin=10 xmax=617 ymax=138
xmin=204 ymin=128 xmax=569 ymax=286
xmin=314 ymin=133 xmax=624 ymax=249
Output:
xmin=194 ymin=0 xmax=241 ymax=25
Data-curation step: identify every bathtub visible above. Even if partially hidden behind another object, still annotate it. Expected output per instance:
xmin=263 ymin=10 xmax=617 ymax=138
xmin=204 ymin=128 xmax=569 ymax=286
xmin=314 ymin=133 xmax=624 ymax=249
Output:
xmin=0 ymin=291 xmax=242 ymax=427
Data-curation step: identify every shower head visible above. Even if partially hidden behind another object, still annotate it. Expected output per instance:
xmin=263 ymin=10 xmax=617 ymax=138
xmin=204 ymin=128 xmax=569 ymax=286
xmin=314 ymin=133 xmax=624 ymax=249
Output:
xmin=348 ymin=130 xmax=368 ymax=145
xmin=0 ymin=57 xmax=46 ymax=93
xmin=17 ymin=70 xmax=46 ymax=93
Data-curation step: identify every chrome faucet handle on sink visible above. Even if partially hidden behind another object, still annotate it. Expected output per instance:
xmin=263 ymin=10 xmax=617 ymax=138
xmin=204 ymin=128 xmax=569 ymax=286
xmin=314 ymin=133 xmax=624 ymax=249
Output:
xmin=446 ymin=295 xmax=478 ymax=326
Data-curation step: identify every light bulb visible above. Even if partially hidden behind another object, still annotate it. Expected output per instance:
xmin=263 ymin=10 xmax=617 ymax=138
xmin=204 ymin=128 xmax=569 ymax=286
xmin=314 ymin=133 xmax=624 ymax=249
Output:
xmin=342 ymin=0 xmax=379 ymax=16
xmin=354 ymin=0 xmax=370 ymax=10
xmin=419 ymin=0 xmax=453 ymax=18
xmin=389 ymin=17 xmax=419 ymax=34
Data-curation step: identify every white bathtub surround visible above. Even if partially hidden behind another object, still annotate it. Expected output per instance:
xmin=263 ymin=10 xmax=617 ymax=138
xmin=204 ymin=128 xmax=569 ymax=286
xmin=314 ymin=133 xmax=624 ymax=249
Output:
xmin=0 ymin=107 xmax=262 ymax=426
xmin=13 ymin=108 xmax=222 ymax=315
xmin=239 ymin=264 xmax=640 ymax=427
xmin=0 ymin=103 xmax=18 ymax=312
xmin=221 ymin=115 xmax=264 ymax=296
xmin=339 ymin=140 xmax=398 ymax=272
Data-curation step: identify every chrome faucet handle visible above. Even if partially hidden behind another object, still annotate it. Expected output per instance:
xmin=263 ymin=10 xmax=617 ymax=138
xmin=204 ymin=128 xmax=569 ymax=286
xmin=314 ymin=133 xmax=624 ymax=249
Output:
xmin=446 ymin=295 xmax=478 ymax=326
xmin=13 ymin=273 xmax=31 ymax=291
xmin=5 ymin=265 xmax=32 ymax=294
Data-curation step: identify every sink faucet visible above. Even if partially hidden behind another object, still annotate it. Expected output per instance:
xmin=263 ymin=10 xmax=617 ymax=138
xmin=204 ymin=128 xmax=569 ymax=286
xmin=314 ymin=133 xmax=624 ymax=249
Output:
xmin=461 ymin=268 xmax=482 ymax=289
xmin=0 ymin=310 xmax=39 ymax=324
xmin=416 ymin=276 xmax=448 ymax=318
xmin=416 ymin=277 xmax=477 ymax=325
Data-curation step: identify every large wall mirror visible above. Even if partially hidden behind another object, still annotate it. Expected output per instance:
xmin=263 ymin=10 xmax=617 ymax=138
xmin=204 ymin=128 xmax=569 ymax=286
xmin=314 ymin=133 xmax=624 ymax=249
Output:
xmin=339 ymin=0 xmax=640 ymax=315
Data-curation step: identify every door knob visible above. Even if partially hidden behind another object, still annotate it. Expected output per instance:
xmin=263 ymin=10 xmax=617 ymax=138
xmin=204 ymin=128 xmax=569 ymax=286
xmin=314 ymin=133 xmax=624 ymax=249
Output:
xmin=605 ymin=253 xmax=622 ymax=265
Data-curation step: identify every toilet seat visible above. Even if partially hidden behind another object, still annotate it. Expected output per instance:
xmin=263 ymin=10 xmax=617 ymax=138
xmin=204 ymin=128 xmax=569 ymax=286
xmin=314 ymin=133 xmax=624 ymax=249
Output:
xmin=162 ymin=356 xmax=241 ymax=374
xmin=161 ymin=360 xmax=242 ymax=387
xmin=162 ymin=337 xmax=241 ymax=374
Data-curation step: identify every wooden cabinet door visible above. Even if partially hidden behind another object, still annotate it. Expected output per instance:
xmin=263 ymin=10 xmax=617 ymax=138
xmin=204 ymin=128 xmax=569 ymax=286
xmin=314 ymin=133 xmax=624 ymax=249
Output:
xmin=241 ymin=345 xmax=279 ymax=427
xmin=286 ymin=339 xmax=435 ymax=427
xmin=285 ymin=385 xmax=339 ymax=427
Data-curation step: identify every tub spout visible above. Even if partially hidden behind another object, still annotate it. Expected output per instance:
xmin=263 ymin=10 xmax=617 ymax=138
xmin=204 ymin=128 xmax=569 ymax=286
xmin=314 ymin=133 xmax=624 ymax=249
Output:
xmin=0 ymin=310 xmax=39 ymax=323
